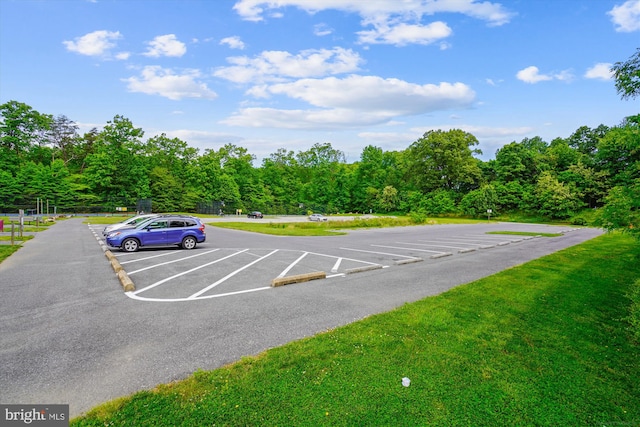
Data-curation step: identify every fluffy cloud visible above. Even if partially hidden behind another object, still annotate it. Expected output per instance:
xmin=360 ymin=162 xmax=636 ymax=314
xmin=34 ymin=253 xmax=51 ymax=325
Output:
xmin=143 ymin=34 xmax=187 ymax=57
xmin=220 ymin=36 xmax=246 ymax=49
xmin=584 ymin=63 xmax=613 ymax=80
xmin=123 ymin=66 xmax=217 ymax=100
xmin=516 ymin=66 xmax=573 ymax=84
xmin=357 ymin=21 xmax=452 ymax=46
xmin=608 ymin=0 xmax=640 ymax=32
xmin=63 ymin=30 xmax=122 ymax=57
xmin=232 ymin=0 xmax=514 ymax=46
xmin=214 ymin=47 xmax=363 ymax=83
xmin=223 ymin=75 xmax=475 ymax=129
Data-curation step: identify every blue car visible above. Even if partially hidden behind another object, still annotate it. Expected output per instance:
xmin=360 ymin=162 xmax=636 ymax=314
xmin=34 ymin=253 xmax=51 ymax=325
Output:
xmin=106 ymin=215 xmax=206 ymax=252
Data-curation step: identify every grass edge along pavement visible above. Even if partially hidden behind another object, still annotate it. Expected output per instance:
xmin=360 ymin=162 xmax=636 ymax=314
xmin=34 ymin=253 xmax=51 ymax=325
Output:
xmin=210 ymin=216 xmax=482 ymax=236
xmin=72 ymin=233 xmax=640 ymax=427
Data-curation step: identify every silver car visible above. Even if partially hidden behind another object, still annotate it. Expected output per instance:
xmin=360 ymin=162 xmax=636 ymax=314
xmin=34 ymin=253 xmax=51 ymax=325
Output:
xmin=308 ymin=213 xmax=328 ymax=222
xmin=102 ymin=214 xmax=159 ymax=236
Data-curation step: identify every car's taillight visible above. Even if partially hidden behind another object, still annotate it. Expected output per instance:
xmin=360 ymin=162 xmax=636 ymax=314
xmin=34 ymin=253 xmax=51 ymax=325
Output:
xmin=199 ymin=224 xmax=205 ymax=232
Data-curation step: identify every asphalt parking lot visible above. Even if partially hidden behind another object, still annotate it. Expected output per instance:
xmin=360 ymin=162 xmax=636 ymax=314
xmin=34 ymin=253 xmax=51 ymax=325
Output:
xmin=1 ymin=217 xmax=603 ymax=417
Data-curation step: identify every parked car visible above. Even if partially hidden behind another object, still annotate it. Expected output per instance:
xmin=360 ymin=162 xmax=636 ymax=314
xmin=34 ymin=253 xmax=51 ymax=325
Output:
xmin=102 ymin=213 xmax=159 ymax=236
xmin=105 ymin=215 xmax=206 ymax=252
xmin=247 ymin=211 xmax=263 ymax=219
xmin=308 ymin=213 xmax=328 ymax=222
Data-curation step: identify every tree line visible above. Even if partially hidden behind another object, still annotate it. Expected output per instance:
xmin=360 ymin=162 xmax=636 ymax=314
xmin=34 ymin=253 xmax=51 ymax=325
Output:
xmin=0 ymin=98 xmax=637 ymax=230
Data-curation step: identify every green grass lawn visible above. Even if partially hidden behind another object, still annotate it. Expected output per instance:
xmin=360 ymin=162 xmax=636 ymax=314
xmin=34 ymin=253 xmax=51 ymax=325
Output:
xmin=71 ymin=233 xmax=640 ymax=426
xmin=210 ymin=216 xmax=482 ymax=236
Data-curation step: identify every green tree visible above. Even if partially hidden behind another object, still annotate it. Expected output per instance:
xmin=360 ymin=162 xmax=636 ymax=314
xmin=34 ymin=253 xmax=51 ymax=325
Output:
xmin=84 ymin=116 xmax=149 ymax=208
xmin=0 ymin=100 xmax=52 ymax=173
xmin=596 ymin=182 xmax=640 ymax=239
xmin=460 ymin=184 xmax=498 ymax=217
xmin=611 ymin=47 xmax=640 ymax=100
xmin=406 ymin=129 xmax=482 ymax=193
xmin=534 ymin=172 xmax=583 ymax=219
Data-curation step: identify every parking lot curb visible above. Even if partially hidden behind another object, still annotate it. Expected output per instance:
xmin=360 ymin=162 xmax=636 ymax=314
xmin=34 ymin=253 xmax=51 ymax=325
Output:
xmin=271 ymin=271 xmax=326 ymax=287
xmin=394 ymin=258 xmax=423 ymax=265
xmin=103 ymin=249 xmax=135 ymax=291
xmin=117 ymin=270 xmax=135 ymax=292
xmin=345 ymin=264 xmax=384 ymax=274
xmin=430 ymin=252 xmax=453 ymax=259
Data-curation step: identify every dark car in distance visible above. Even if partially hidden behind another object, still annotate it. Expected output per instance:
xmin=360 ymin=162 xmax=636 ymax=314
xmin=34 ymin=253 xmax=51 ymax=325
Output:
xmin=247 ymin=211 xmax=263 ymax=219
xmin=105 ymin=215 xmax=206 ymax=252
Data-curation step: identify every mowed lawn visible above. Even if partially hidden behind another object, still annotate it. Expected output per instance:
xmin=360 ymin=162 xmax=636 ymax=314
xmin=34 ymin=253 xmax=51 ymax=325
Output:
xmin=72 ymin=233 xmax=640 ymax=426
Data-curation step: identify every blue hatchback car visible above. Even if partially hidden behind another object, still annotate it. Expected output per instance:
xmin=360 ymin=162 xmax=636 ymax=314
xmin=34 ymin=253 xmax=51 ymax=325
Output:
xmin=106 ymin=215 xmax=206 ymax=252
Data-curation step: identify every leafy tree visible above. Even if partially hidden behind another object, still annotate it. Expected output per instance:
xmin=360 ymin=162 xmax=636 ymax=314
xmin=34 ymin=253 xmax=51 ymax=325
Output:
xmin=494 ymin=138 xmax=547 ymax=184
xmin=460 ymin=184 xmax=498 ymax=217
xmin=48 ymin=115 xmax=80 ymax=165
xmin=83 ymin=115 xmax=149 ymax=207
xmin=260 ymin=149 xmax=302 ymax=214
xmin=596 ymin=121 xmax=640 ymax=187
xmin=406 ymin=129 xmax=482 ymax=193
xmin=378 ymin=185 xmax=398 ymax=212
xmin=0 ymin=100 xmax=52 ymax=173
xmin=611 ymin=47 xmax=640 ymax=100
xmin=534 ymin=172 xmax=583 ymax=219
xmin=596 ymin=182 xmax=640 ymax=239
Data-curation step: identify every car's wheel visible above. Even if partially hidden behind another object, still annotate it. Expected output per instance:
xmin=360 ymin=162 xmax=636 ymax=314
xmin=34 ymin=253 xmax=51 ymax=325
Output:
xmin=122 ymin=238 xmax=139 ymax=252
xmin=181 ymin=236 xmax=197 ymax=249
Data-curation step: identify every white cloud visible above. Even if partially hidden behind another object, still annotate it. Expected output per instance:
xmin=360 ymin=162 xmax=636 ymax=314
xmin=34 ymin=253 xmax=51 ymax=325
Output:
xmin=313 ymin=23 xmax=334 ymax=36
xmin=516 ymin=66 xmax=552 ymax=83
xmin=233 ymin=0 xmax=513 ymax=25
xmin=413 ymin=124 xmax=534 ymax=138
xmin=123 ymin=66 xmax=217 ymax=100
xmin=214 ymin=47 xmax=363 ymax=83
xmin=585 ymin=63 xmax=613 ymax=80
xmin=223 ymin=75 xmax=475 ymax=129
xmin=608 ymin=0 xmax=640 ymax=32
xmin=232 ymin=0 xmax=514 ymax=46
xmin=220 ymin=36 xmax=246 ymax=49
xmin=63 ymin=30 xmax=122 ymax=57
xmin=357 ymin=21 xmax=452 ymax=46
xmin=143 ymin=34 xmax=187 ymax=57
xmin=516 ymin=66 xmax=573 ymax=84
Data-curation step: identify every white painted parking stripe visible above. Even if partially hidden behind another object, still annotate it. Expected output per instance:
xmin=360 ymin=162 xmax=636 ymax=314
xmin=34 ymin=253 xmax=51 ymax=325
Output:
xmin=331 ymin=258 xmax=342 ymax=273
xmin=119 ymin=251 xmax=179 ymax=264
xmin=398 ymin=241 xmax=470 ymax=250
xmin=278 ymin=252 xmax=309 ymax=278
xmin=132 ymin=249 xmax=249 ymax=295
xmin=126 ymin=286 xmax=272 ymax=302
xmin=340 ymin=247 xmax=419 ymax=260
xmin=371 ymin=244 xmax=447 ymax=254
xmin=189 ymin=249 xmax=279 ymax=299
xmin=308 ymin=251 xmax=381 ymax=266
xmin=127 ymin=249 xmax=221 ymax=274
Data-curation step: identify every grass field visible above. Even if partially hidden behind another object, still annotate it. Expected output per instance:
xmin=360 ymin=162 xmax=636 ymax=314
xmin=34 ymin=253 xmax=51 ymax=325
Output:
xmin=71 ymin=233 xmax=640 ymax=426
xmin=210 ymin=216 xmax=482 ymax=236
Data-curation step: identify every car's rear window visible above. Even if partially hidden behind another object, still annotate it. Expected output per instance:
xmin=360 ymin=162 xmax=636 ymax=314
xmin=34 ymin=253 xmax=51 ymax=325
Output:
xmin=170 ymin=219 xmax=197 ymax=227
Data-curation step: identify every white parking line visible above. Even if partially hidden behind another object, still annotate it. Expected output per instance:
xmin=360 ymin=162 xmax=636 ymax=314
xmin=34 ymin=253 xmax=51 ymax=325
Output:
xmin=119 ymin=251 xmax=180 ymax=264
xmin=126 ymin=286 xmax=272 ymax=302
xmin=398 ymin=241 xmax=470 ymax=250
xmin=189 ymin=250 xmax=279 ymax=299
xmin=132 ymin=249 xmax=249 ymax=295
xmin=340 ymin=247 xmax=419 ymax=259
xmin=331 ymin=258 xmax=342 ymax=273
xmin=127 ymin=249 xmax=221 ymax=274
xmin=278 ymin=251 xmax=309 ymax=278
xmin=371 ymin=244 xmax=447 ymax=254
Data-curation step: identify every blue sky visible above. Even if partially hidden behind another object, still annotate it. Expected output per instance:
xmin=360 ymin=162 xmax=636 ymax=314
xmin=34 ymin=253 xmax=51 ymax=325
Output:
xmin=1 ymin=0 xmax=638 ymax=163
